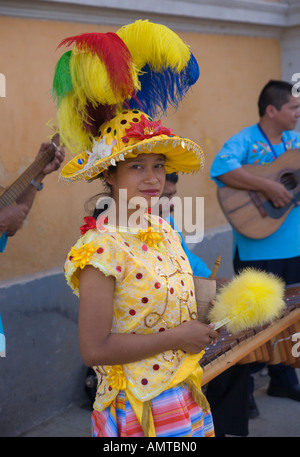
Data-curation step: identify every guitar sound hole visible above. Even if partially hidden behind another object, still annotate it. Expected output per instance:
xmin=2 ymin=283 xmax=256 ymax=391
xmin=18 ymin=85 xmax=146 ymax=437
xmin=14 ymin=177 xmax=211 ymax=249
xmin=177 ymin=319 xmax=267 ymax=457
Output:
xmin=280 ymin=172 xmax=297 ymax=190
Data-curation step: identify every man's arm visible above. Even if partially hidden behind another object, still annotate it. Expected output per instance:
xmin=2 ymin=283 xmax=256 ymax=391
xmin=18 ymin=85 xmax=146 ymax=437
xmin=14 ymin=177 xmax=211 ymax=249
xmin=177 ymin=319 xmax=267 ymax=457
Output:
xmin=1 ymin=140 xmax=64 ymax=238
xmin=218 ymin=168 xmax=292 ymax=208
xmin=15 ymin=141 xmax=64 ymax=212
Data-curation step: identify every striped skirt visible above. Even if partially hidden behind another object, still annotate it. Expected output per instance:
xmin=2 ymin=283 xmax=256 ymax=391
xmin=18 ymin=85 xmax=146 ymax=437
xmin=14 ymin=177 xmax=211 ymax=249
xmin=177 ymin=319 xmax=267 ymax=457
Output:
xmin=91 ymin=385 xmax=214 ymax=437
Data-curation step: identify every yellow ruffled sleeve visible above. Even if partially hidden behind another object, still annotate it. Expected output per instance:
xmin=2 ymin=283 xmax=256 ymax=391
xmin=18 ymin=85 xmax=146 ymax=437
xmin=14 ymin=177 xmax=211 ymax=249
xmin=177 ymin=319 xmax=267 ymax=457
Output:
xmin=64 ymin=229 xmax=126 ymax=296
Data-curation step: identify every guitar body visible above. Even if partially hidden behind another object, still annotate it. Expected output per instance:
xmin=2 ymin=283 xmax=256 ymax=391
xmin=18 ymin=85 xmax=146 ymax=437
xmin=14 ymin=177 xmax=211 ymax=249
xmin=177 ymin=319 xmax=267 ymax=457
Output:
xmin=217 ymin=149 xmax=300 ymax=239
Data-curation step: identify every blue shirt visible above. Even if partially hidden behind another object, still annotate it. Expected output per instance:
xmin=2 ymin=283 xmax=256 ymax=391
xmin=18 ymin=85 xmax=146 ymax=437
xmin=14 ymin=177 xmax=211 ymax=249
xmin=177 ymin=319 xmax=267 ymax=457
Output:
xmin=0 ymin=232 xmax=7 ymax=253
xmin=210 ymin=124 xmax=300 ymax=261
xmin=167 ymin=215 xmax=212 ymax=277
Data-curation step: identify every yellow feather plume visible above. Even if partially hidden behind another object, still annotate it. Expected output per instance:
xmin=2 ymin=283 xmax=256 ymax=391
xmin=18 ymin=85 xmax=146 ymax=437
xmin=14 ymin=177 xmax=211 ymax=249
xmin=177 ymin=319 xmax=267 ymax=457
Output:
xmin=57 ymin=93 xmax=93 ymax=154
xmin=117 ymin=19 xmax=191 ymax=72
xmin=70 ymin=47 xmax=140 ymax=108
xmin=209 ymin=268 xmax=286 ymax=334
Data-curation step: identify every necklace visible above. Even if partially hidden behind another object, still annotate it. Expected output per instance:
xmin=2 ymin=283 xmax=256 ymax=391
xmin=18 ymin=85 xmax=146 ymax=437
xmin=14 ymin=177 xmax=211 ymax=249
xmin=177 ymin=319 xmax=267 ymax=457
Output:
xmin=257 ymin=124 xmax=286 ymax=159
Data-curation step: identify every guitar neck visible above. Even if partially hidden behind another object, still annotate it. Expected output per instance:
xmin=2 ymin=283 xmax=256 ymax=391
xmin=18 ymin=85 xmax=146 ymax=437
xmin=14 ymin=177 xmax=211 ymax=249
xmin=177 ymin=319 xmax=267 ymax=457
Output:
xmin=0 ymin=145 xmax=55 ymax=208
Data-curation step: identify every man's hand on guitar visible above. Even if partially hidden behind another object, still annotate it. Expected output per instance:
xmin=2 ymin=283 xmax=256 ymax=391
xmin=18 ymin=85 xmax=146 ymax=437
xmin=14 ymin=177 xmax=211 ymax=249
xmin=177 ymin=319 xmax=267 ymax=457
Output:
xmin=36 ymin=136 xmax=65 ymax=178
xmin=219 ymin=167 xmax=293 ymax=208
xmin=261 ymin=179 xmax=293 ymax=208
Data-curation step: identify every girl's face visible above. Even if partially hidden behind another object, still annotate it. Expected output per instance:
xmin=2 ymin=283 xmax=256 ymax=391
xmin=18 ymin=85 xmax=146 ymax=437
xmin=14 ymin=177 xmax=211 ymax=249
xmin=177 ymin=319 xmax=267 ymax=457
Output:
xmin=104 ymin=153 xmax=166 ymax=211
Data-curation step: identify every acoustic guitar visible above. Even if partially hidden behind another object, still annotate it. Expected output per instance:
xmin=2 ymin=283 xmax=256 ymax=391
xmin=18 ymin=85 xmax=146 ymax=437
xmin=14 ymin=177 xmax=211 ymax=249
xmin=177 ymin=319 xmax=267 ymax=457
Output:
xmin=0 ymin=134 xmax=60 ymax=237
xmin=217 ymin=149 xmax=300 ymax=239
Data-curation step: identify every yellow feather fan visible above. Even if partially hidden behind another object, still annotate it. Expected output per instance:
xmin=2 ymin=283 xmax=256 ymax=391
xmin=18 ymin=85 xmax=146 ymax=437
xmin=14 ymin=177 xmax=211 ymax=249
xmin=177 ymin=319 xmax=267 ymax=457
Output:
xmin=209 ymin=268 xmax=286 ymax=334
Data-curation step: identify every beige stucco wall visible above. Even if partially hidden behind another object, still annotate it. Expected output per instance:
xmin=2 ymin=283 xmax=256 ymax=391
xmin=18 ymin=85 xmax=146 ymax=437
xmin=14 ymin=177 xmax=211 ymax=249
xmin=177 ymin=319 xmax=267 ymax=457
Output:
xmin=174 ymin=31 xmax=281 ymax=232
xmin=0 ymin=16 xmax=281 ymax=280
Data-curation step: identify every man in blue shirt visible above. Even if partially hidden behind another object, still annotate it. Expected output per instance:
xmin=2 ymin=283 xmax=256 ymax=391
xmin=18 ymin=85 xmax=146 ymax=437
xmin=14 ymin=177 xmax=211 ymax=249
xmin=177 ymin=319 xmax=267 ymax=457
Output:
xmin=210 ymin=80 xmax=300 ymax=428
xmin=211 ymin=81 xmax=300 ymax=269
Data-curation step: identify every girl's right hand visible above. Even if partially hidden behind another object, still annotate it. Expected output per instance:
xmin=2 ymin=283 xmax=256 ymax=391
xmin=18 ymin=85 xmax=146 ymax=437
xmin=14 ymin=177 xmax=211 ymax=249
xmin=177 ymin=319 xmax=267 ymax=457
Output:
xmin=173 ymin=319 xmax=219 ymax=354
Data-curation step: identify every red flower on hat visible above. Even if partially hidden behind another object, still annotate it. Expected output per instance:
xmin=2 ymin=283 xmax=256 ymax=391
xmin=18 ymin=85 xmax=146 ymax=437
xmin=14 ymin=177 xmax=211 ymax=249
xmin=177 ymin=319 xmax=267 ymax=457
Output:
xmin=80 ymin=216 xmax=97 ymax=235
xmin=122 ymin=114 xmax=174 ymax=141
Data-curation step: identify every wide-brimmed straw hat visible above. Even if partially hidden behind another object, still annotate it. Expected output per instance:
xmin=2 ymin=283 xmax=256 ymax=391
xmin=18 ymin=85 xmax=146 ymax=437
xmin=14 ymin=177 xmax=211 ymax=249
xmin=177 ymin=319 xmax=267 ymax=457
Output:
xmin=60 ymin=109 xmax=204 ymax=182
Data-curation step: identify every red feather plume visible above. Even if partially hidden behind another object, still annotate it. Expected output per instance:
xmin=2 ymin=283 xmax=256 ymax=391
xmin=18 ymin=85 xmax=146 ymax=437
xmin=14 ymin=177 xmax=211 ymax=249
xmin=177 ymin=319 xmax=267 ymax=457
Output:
xmin=58 ymin=32 xmax=136 ymax=100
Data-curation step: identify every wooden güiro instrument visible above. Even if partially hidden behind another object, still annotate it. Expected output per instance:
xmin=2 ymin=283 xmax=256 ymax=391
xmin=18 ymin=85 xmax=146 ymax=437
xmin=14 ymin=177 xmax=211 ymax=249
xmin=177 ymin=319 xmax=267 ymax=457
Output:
xmin=217 ymin=149 xmax=300 ymax=239
xmin=199 ymin=283 xmax=300 ymax=385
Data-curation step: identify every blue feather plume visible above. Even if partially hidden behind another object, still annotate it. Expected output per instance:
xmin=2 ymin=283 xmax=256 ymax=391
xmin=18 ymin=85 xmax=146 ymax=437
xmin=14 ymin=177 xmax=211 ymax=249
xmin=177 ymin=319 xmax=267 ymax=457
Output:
xmin=129 ymin=53 xmax=200 ymax=118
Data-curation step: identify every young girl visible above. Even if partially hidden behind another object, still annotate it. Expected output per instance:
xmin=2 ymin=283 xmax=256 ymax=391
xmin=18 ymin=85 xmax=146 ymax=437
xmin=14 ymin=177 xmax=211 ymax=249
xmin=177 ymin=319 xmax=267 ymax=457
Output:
xmin=62 ymin=110 xmax=218 ymax=437
xmin=53 ymin=21 xmax=218 ymax=437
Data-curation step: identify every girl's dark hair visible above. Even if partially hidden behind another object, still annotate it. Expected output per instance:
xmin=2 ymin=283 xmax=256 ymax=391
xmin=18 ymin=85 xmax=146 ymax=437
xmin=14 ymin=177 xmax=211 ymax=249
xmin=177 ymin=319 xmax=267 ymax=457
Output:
xmin=84 ymin=166 xmax=117 ymax=218
xmin=258 ymin=80 xmax=293 ymax=117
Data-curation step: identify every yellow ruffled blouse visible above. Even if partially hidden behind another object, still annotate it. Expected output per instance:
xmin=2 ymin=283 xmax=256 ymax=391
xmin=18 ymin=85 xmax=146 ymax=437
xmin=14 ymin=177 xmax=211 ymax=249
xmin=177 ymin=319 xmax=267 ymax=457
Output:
xmin=64 ymin=214 xmax=206 ymax=418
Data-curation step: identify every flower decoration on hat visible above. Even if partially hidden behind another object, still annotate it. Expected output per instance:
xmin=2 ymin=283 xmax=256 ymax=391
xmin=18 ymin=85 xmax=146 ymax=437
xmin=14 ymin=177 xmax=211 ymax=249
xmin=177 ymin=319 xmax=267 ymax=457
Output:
xmin=123 ymin=115 xmax=174 ymax=142
xmin=83 ymin=137 xmax=115 ymax=171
